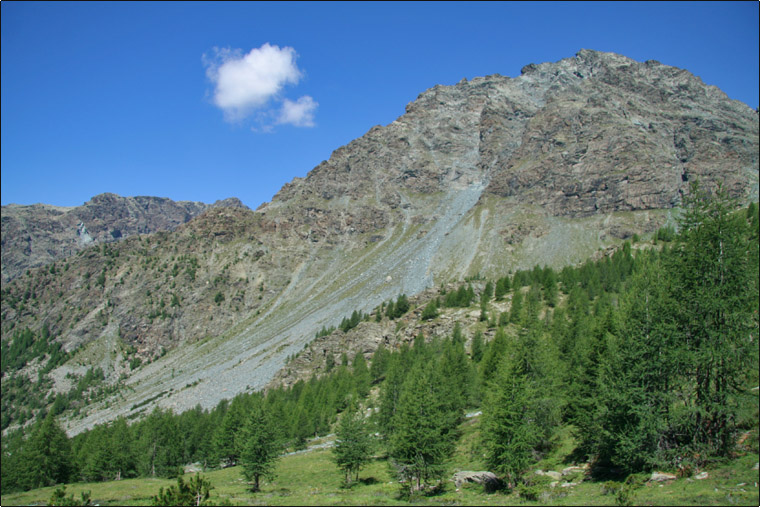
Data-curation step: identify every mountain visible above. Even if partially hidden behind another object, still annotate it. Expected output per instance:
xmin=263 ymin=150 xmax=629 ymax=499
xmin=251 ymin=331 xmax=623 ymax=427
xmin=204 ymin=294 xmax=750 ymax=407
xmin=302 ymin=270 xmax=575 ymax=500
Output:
xmin=1 ymin=49 xmax=757 ymax=436
xmin=1 ymin=193 xmax=247 ymax=283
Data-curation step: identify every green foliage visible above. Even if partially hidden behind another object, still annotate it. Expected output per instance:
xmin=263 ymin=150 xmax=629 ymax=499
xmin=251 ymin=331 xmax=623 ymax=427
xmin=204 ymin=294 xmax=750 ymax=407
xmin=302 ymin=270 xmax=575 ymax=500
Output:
xmin=339 ymin=310 xmax=364 ymax=333
xmin=654 ymin=224 xmax=677 ymax=242
xmin=443 ymin=284 xmax=475 ymax=308
xmin=332 ymin=402 xmax=374 ymax=485
xmin=369 ymin=344 xmax=390 ymax=382
xmin=494 ymin=275 xmax=511 ymax=300
xmin=387 ymin=360 xmax=459 ymax=493
xmin=352 ymin=352 xmax=371 ymax=398
xmin=239 ymin=398 xmax=280 ymax=492
xmin=11 ymin=413 xmax=73 ymax=491
xmin=384 ymin=294 xmax=410 ymax=320
xmin=420 ymin=299 xmax=439 ymax=320
xmin=315 ymin=324 xmax=336 ymax=339
xmin=212 ymin=398 xmax=247 ymax=467
xmin=509 ymin=290 xmax=523 ymax=324
xmin=49 ymin=486 xmax=91 ymax=506
xmin=587 ymin=183 xmax=759 ymax=472
xmin=95 ymin=269 xmax=106 ymax=288
xmin=152 ymin=474 xmax=214 ymax=506
xmin=470 ymin=331 xmax=484 ymax=363
xmin=481 ymin=355 xmax=538 ymax=488
xmin=135 ymin=408 xmax=183 ymax=478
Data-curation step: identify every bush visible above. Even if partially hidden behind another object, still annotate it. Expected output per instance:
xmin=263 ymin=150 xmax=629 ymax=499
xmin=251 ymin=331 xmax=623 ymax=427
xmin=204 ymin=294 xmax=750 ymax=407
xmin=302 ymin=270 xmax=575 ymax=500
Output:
xmin=49 ymin=486 xmax=91 ymax=506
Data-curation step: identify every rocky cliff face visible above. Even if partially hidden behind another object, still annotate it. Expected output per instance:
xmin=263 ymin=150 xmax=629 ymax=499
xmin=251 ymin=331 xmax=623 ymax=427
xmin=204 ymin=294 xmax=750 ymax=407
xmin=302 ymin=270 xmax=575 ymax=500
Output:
xmin=485 ymin=50 xmax=758 ymax=215
xmin=1 ymin=194 xmax=247 ymax=282
xmin=2 ymin=50 xmax=757 ymax=435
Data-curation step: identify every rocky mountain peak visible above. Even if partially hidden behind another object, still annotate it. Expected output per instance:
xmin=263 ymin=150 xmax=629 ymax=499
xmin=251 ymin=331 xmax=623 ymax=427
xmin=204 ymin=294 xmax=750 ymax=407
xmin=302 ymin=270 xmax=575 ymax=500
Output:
xmin=1 ymin=194 xmax=246 ymax=282
xmin=2 ymin=50 xmax=756 ymax=436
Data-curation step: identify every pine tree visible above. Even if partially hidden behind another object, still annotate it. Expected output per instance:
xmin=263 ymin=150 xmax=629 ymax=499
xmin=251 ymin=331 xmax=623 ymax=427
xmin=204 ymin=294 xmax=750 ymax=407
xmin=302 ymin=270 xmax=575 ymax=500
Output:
xmin=211 ymin=399 xmax=247 ymax=467
xmin=509 ymin=290 xmax=523 ymax=324
xmin=377 ymin=346 xmax=411 ymax=436
xmin=22 ymin=413 xmax=73 ymax=490
xmin=239 ymin=398 xmax=280 ymax=492
xmin=369 ymin=344 xmax=390 ymax=382
xmin=136 ymin=407 xmax=182 ymax=478
xmin=152 ymin=473 xmax=214 ymax=506
xmin=481 ymin=355 xmax=538 ymax=488
xmin=332 ymin=402 xmax=373 ymax=485
xmin=494 ymin=275 xmax=511 ymax=300
xmin=479 ymin=327 xmax=508 ymax=390
xmin=669 ymin=183 xmax=759 ymax=456
xmin=470 ymin=331 xmax=484 ymax=363
xmin=420 ymin=299 xmax=439 ymax=320
xmin=388 ymin=361 xmax=457 ymax=493
xmin=352 ymin=352 xmax=371 ymax=398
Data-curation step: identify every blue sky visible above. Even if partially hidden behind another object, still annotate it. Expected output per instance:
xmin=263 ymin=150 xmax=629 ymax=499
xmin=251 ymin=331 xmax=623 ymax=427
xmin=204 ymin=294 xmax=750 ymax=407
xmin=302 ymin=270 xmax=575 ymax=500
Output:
xmin=2 ymin=1 xmax=758 ymax=210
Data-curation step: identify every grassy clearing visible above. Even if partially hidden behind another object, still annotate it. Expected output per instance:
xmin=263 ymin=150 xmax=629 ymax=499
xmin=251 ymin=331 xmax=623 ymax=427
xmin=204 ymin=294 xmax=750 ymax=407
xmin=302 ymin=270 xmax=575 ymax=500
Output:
xmin=3 ymin=416 xmax=757 ymax=506
xmin=4 ymin=447 xmax=756 ymax=506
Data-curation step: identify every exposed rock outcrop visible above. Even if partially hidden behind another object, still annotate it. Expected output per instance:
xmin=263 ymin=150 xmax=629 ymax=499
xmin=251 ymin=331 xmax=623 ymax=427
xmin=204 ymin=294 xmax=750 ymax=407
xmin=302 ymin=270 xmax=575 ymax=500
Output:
xmin=2 ymin=50 xmax=757 ymax=436
xmin=1 ymin=194 xmax=247 ymax=282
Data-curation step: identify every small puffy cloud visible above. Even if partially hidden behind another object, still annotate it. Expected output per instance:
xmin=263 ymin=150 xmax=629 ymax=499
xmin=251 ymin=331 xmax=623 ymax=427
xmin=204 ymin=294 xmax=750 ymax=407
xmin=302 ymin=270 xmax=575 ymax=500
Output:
xmin=204 ymin=43 xmax=315 ymax=128
xmin=277 ymin=96 xmax=318 ymax=127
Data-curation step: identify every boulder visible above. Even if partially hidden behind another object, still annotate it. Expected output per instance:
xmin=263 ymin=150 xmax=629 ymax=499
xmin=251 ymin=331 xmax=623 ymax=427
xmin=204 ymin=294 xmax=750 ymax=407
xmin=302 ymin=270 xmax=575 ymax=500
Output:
xmin=649 ymin=471 xmax=677 ymax=482
xmin=561 ymin=465 xmax=586 ymax=476
xmin=453 ymin=471 xmax=502 ymax=492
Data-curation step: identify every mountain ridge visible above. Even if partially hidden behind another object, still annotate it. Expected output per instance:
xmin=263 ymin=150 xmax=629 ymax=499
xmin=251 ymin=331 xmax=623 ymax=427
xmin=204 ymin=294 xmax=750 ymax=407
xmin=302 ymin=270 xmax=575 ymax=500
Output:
xmin=1 ymin=49 xmax=757 ymax=436
xmin=1 ymin=193 xmax=248 ymax=283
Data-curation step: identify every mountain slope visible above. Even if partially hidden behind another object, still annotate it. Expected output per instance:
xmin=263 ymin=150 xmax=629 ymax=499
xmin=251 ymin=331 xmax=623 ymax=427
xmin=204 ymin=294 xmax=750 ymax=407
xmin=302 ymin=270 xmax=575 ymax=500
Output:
xmin=1 ymin=193 xmax=246 ymax=283
xmin=1 ymin=49 xmax=757 ymax=436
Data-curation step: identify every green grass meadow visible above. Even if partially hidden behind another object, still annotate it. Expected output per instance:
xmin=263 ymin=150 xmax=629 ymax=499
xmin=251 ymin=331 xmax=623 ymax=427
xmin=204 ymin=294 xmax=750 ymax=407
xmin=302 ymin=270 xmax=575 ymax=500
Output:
xmin=3 ymin=416 xmax=758 ymax=506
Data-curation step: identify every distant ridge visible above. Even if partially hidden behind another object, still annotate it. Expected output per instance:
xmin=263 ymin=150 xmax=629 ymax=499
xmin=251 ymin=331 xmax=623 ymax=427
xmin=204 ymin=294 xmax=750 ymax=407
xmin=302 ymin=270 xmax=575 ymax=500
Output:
xmin=1 ymin=193 xmax=248 ymax=282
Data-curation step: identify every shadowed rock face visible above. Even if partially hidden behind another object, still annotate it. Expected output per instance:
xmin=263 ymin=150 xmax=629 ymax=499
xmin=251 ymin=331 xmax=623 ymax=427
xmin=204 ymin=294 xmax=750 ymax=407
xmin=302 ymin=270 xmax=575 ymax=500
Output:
xmin=1 ymin=194 xmax=247 ymax=282
xmin=1 ymin=50 xmax=757 ymax=435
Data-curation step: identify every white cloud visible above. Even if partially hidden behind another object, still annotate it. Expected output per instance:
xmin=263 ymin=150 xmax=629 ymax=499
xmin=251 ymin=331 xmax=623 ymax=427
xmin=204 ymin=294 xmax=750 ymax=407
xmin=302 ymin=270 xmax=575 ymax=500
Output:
xmin=204 ymin=43 xmax=312 ymax=125
xmin=277 ymin=96 xmax=318 ymax=127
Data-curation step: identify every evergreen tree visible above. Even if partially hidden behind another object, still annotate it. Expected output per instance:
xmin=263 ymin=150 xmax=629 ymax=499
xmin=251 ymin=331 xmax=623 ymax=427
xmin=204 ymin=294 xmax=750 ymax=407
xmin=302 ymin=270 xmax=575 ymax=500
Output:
xmin=102 ymin=418 xmax=135 ymax=481
xmin=394 ymin=294 xmax=410 ymax=317
xmin=152 ymin=474 xmax=214 ymax=506
xmin=479 ymin=327 xmax=508 ymax=389
xmin=136 ymin=408 xmax=182 ymax=478
xmin=239 ymin=398 xmax=280 ymax=492
xmin=482 ymin=280 xmax=494 ymax=301
xmin=352 ymin=352 xmax=371 ymax=398
xmin=481 ymin=355 xmax=538 ymax=488
xmin=49 ymin=486 xmax=91 ymax=506
xmin=470 ymin=331 xmax=484 ymax=363
xmin=385 ymin=300 xmax=395 ymax=319
xmin=668 ymin=184 xmax=759 ymax=456
xmin=542 ymin=267 xmax=558 ymax=307
xmin=388 ymin=361 xmax=457 ymax=493
xmin=377 ymin=348 xmax=409 ymax=436
xmin=509 ymin=290 xmax=523 ymax=324
xmin=25 ymin=413 xmax=74 ymax=490
xmin=440 ymin=335 xmax=474 ymax=415
xmin=369 ymin=344 xmax=390 ymax=382
xmin=211 ymin=398 xmax=247 ymax=467
xmin=494 ymin=275 xmax=511 ymax=300
xmin=420 ymin=299 xmax=439 ymax=321
xmin=332 ymin=402 xmax=373 ymax=485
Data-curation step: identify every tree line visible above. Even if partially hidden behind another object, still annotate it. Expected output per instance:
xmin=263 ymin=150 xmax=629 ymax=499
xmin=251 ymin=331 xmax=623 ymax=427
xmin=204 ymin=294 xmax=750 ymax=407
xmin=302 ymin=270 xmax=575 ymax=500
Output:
xmin=2 ymin=185 xmax=757 ymax=499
